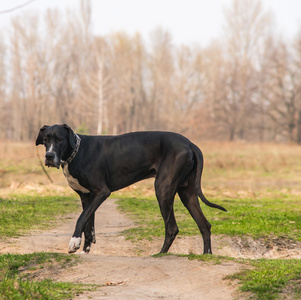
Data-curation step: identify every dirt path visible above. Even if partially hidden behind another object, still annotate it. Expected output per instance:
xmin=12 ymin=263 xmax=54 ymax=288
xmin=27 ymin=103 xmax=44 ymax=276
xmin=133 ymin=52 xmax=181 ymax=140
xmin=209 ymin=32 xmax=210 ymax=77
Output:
xmin=0 ymin=199 xmax=244 ymax=299
xmin=1 ymin=198 xmax=301 ymax=299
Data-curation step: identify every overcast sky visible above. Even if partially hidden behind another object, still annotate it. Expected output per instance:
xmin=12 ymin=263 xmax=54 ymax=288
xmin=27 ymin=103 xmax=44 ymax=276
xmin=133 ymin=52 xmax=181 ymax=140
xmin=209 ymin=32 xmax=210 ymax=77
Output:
xmin=1 ymin=0 xmax=301 ymax=46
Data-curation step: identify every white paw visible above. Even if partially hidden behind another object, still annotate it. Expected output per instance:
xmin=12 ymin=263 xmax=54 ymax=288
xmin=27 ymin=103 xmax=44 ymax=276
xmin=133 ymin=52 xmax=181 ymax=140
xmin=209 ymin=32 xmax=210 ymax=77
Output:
xmin=68 ymin=237 xmax=81 ymax=253
xmin=80 ymin=246 xmax=91 ymax=255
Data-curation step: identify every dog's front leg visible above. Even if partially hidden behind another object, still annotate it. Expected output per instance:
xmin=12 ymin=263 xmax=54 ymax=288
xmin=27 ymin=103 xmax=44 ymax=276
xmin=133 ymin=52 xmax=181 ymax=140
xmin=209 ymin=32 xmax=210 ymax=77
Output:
xmin=82 ymin=213 xmax=95 ymax=253
xmin=79 ymin=193 xmax=96 ymax=254
xmin=68 ymin=188 xmax=111 ymax=253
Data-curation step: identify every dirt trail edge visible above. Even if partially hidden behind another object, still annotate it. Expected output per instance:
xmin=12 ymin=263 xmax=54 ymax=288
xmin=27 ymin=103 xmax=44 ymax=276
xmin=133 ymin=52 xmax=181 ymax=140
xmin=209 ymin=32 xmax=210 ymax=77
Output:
xmin=1 ymin=199 xmax=242 ymax=299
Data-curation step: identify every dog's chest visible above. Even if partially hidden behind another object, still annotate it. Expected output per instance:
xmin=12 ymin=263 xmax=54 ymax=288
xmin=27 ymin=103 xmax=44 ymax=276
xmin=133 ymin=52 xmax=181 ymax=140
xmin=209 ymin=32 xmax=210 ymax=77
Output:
xmin=62 ymin=164 xmax=90 ymax=193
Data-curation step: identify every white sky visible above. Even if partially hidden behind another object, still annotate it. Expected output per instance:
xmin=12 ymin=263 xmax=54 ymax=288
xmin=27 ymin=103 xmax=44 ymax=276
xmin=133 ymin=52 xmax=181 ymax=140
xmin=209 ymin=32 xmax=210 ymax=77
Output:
xmin=0 ymin=0 xmax=301 ymax=46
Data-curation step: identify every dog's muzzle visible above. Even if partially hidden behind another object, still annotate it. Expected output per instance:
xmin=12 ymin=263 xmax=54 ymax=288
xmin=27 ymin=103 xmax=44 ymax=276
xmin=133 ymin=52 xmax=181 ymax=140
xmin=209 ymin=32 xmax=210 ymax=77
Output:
xmin=45 ymin=152 xmax=60 ymax=169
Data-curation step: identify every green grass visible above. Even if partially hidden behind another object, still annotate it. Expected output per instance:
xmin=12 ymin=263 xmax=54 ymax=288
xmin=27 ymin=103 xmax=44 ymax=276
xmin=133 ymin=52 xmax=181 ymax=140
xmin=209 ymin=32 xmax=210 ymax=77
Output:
xmin=0 ymin=252 xmax=95 ymax=299
xmin=227 ymin=258 xmax=301 ymax=299
xmin=153 ymin=252 xmax=237 ymax=264
xmin=116 ymin=190 xmax=301 ymax=242
xmin=0 ymin=195 xmax=79 ymax=238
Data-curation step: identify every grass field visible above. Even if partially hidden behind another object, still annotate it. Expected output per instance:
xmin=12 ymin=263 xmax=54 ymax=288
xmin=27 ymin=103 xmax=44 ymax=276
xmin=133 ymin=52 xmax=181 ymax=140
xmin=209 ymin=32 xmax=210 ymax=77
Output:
xmin=1 ymin=141 xmax=301 ymax=299
xmin=116 ymin=191 xmax=301 ymax=241
xmin=0 ymin=195 xmax=79 ymax=238
xmin=0 ymin=252 xmax=95 ymax=299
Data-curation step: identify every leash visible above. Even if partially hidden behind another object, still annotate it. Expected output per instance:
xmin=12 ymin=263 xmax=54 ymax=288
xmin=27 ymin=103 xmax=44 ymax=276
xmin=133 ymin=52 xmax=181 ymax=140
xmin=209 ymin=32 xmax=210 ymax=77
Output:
xmin=61 ymin=134 xmax=81 ymax=167
xmin=36 ymin=147 xmax=53 ymax=183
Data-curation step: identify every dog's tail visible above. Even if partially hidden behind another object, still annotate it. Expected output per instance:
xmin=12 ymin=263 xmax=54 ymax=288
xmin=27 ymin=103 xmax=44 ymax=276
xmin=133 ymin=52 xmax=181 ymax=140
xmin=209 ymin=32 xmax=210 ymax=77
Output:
xmin=191 ymin=143 xmax=227 ymax=212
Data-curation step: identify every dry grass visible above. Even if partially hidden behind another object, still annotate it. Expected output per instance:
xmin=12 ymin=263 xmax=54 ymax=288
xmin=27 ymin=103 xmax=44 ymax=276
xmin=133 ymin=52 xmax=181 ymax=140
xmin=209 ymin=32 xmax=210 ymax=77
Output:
xmin=201 ymin=141 xmax=301 ymax=174
xmin=1 ymin=140 xmax=301 ymax=197
xmin=0 ymin=142 xmax=72 ymax=197
xmin=199 ymin=141 xmax=301 ymax=197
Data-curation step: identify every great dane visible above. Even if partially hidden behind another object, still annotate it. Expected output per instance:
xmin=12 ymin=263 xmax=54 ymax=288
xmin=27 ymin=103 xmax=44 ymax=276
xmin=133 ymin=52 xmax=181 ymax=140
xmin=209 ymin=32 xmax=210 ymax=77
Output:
xmin=36 ymin=124 xmax=227 ymax=254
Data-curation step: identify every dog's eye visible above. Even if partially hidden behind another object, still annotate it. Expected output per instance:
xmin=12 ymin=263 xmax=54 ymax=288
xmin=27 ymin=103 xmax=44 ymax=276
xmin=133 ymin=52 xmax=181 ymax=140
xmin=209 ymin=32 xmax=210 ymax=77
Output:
xmin=57 ymin=137 xmax=63 ymax=143
xmin=43 ymin=137 xmax=49 ymax=144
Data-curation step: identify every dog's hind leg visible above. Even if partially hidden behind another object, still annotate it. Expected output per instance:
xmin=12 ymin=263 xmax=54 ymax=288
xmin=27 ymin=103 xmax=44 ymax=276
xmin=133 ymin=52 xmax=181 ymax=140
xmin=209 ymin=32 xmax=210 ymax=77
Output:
xmin=155 ymin=180 xmax=179 ymax=254
xmin=155 ymin=152 xmax=194 ymax=254
xmin=178 ymin=174 xmax=212 ymax=254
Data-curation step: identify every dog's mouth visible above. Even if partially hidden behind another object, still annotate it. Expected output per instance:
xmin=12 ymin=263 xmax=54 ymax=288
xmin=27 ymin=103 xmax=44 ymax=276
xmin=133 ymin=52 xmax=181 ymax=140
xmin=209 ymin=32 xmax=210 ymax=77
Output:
xmin=45 ymin=162 xmax=60 ymax=169
xmin=45 ymin=160 xmax=60 ymax=169
xmin=45 ymin=155 xmax=60 ymax=169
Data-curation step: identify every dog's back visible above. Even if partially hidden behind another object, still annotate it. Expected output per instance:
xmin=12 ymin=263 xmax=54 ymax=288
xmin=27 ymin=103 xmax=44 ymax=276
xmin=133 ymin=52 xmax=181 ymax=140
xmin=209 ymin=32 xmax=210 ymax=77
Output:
xmin=77 ymin=131 xmax=194 ymax=190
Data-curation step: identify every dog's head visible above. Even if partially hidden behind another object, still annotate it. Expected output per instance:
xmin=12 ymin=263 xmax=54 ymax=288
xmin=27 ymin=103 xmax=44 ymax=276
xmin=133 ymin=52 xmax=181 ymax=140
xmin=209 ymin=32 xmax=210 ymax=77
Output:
xmin=36 ymin=124 xmax=76 ymax=169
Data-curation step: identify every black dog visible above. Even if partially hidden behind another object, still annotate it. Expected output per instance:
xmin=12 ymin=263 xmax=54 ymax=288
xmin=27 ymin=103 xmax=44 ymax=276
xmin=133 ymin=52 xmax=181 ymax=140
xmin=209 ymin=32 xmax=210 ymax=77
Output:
xmin=36 ymin=124 xmax=226 ymax=254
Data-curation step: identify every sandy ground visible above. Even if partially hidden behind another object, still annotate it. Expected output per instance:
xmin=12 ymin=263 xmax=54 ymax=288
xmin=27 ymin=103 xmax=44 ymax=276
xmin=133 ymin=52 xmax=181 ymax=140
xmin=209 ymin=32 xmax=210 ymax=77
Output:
xmin=1 ymin=199 xmax=300 ymax=299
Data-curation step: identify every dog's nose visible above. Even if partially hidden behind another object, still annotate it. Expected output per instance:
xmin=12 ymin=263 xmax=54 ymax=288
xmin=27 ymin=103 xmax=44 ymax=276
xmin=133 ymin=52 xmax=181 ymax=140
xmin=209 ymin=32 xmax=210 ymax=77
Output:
xmin=46 ymin=152 xmax=55 ymax=160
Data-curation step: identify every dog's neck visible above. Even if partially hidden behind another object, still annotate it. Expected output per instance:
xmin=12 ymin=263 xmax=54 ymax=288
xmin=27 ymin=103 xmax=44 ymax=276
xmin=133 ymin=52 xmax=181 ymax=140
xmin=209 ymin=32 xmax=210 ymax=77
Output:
xmin=61 ymin=134 xmax=81 ymax=168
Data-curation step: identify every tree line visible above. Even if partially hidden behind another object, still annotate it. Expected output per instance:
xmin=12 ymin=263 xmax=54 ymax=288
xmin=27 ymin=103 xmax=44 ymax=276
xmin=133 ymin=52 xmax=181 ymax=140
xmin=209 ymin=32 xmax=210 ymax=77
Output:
xmin=1 ymin=0 xmax=301 ymax=143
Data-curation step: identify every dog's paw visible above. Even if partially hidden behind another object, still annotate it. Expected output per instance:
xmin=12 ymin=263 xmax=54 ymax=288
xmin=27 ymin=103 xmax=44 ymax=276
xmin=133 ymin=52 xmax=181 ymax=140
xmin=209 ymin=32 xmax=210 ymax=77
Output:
xmin=68 ymin=237 xmax=81 ymax=253
xmin=82 ymin=245 xmax=91 ymax=254
xmin=80 ymin=247 xmax=90 ymax=255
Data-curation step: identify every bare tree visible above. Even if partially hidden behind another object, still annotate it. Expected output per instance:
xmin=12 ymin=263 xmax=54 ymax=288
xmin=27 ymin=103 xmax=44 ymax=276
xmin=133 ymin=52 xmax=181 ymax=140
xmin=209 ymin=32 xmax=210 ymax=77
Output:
xmin=0 ymin=33 xmax=6 ymax=139
xmin=148 ymin=28 xmax=174 ymax=130
xmin=293 ymin=31 xmax=301 ymax=143
xmin=173 ymin=45 xmax=205 ymax=134
xmin=264 ymin=38 xmax=301 ymax=142
xmin=219 ymin=0 xmax=272 ymax=140
xmin=2 ymin=0 xmax=301 ymax=144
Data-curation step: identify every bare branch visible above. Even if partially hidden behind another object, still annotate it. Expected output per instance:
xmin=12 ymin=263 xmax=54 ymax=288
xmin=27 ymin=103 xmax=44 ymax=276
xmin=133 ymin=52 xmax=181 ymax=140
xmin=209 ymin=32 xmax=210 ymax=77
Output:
xmin=0 ymin=0 xmax=35 ymax=14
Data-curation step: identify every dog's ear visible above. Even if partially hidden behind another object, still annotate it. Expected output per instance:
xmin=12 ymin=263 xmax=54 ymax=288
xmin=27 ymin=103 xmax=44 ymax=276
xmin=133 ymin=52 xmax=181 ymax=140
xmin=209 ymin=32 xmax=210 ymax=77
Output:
xmin=63 ymin=124 xmax=76 ymax=150
xmin=36 ymin=125 xmax=49 ymax=146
